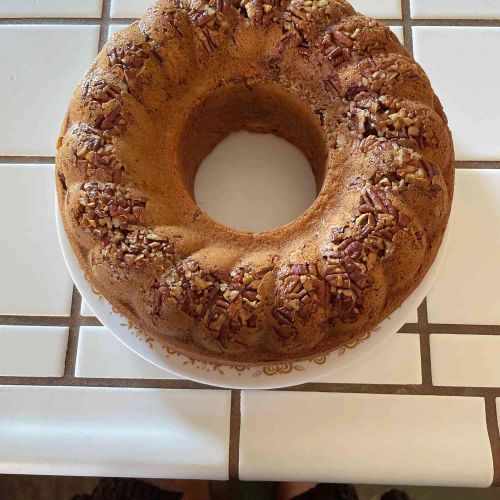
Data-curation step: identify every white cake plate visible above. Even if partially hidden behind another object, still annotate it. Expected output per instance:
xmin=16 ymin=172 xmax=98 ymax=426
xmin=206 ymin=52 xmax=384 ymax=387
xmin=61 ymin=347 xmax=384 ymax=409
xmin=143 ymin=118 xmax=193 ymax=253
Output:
xmin=56 ymin=205 xmax=449 ymax=389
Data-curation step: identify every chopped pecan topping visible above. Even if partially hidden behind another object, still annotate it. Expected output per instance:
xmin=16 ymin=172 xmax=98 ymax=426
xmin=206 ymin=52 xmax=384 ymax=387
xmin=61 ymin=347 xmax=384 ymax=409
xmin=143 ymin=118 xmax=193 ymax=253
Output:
xmin=322 ymin=183 xmax=410 ymax=321
xmin=278 ymin=0 xmax=353 ymax=52
xmin=366 ymin=142 xmax=440 ymax=192
xmin=320 ymin=18 xmax=398 ymax=70
xmin=74 ymin=129 xmax=124 ymax=182
xmin=272 ymin=182 xmax=413 ymax=329
xmin=235 ymin=0 xmax=274 ymax=21
xmin=104 ymin=228 xmax=175 ymax=268
xmin=83 ymin=79 xmax=126 ymax=104
xmin=182 ymin=0 xmax=232 ymax=53
xmin=152 ymin=263 xmax=273 ymax=337
xmin=108 ymin=42 xmax=150 ymax=91
xmin=344 ymin=91 xmax=438 ymax=148
xmin=74 ymin=182 xmax=146 ymax=241
xmin=273 ymin=262 xmax=328 ymax=338
xmin=94 ymin=99 xmax=128 ymax=136
xmin=286 ymin=0 xmax=349 ymax=26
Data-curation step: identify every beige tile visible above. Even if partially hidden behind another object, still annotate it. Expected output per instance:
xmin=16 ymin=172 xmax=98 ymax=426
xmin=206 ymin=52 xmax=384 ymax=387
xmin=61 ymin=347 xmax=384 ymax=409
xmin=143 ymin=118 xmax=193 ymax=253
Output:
xmin=427 ymin=170 xmax=500 ymax=325
xmin=240 ymin=391 xmax=493 ymax=486
xmin=319 ymin=334 xmax=421 ymax=385
xmin=431 ymin=334 xmax=500 ymax=387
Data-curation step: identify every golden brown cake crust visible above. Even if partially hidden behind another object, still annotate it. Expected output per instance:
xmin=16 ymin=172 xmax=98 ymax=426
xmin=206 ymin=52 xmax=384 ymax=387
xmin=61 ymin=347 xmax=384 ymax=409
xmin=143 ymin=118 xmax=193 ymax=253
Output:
xmin=55 ymin=0 xmax=454 ymax=364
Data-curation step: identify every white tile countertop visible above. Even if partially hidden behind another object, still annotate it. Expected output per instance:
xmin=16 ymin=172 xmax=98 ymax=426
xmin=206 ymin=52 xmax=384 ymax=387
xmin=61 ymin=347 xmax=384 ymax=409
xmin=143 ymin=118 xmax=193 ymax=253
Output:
xmin=1 ymin=0 xmax=500 ymax=487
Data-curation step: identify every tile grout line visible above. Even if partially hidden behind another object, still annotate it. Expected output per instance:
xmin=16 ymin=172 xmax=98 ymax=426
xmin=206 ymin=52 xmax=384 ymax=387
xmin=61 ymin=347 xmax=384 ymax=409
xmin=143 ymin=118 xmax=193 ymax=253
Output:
xmin=405 ymin=0 xmax=431 ymax=391
xmin=62 ymin=0 xmax=110 ymax=380
xmin=418 ymin=298 xmax=433 ymax=388
xmin=1 ymin=376 xmax=500 ymax=397
xmin=0 ymin=156 xmax=55 ymax=164
xmin=0 ymin=18 xmax=104 ymax=25
xmin=63 ymin=286 xmax=83 ymax=378
xmin=228 ymin=390 xmax=241 ymax=479
xmin=485 ymin=397 xmax=500 ymax=486
xmin=455 ymin=161 xmax=500 ymax=169
xmin=401 ymin=0 xmax=413 ymax=55
xmin=99 ymin=0 xmax=112 ymax=51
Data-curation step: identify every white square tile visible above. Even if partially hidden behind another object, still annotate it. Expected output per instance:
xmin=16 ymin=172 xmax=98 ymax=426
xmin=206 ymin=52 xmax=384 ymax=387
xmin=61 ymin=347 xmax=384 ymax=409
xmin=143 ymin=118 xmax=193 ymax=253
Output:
xmin=427 ymin=170 xmax=500 ymax=325
xmin=319 ymin=334 xmax=421 ymax=385
xmin=0 ymin=165 xmax=73 ymax=316
xmin=411 ymin=0 xmax=500 ymax=19
xmin=0 ymin=0 xmax=103 ymax=18
xmin=413 ymin=27 xmax=500 ymax=161
xmin=0 ymin=386 xmax=231 ymax=478
xmin=431 ymin=334 xmax=500 ymax=388
xmin=80 ymin=301 xmax=95 ymax=317
xmin=108 ymin=23 xmax=128 ymax=39
xmin=350 ymin=0 xmax=402 ymax=19
xmin=0 ymin=326 xmax=68 ymax=377
xmin=0 ymin=25 xmax=99 ymax=156
xmin=110 ymin=0 xmax=152 ymax=18
xmin=240 ymin=392 xmax=493 ymax=486
xmin=76 ymin=326 xmax=180 ymax=379
xmin=389 ymin=25 xmax=404 ymax=45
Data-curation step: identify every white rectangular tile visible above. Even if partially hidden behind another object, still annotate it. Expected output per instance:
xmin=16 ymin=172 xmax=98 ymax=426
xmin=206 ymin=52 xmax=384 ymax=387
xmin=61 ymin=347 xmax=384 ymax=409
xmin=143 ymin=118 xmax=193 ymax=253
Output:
xmin=0 ymin=25 xmax=99 ymax=156
xmin=411 ymin=0 xmax=500 ymax=19
xmin=80 ymin=301 xmax=95 ymax=317
xmin=0 ymin=0 xmax=103 ymax=18
xmin=76 ymin=326 xmax=180 ymax=379
xmin=350 ymin=0 xmax=402 ymax=19
xmin=0 ymin=386 xmax=230 ymax=478
xmin=427 ymin=170 xmax=500 ymax=325
xmin=0 ymin=165 xmax=73 ymax=316
xmin=431 ymin=334 xmax=500 ymax=388
xmin=413 ymin=27 xmax=500 ymax=161
xmin=319 ymin=334 xmax=421 ymax=385
xmin=110 ymin=0 xmax=151 ymax=18
xmin=240 ymin=392 xmax=493 ymax=487
xmin=0 ymin=326 xmax=68 ymax=377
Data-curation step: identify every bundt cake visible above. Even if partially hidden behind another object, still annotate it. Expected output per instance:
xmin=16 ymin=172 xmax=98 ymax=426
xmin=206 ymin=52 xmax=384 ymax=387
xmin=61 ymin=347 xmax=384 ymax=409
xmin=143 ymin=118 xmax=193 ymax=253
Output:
xmin=56 ymin=0 xmax=454 ymax=363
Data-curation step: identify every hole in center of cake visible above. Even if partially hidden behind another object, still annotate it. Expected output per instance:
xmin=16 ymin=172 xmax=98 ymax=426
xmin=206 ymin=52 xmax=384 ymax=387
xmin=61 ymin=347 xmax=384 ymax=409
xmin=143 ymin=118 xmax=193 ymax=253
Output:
xmin=178 ymin=81 xmax=327 ymax=233
xmin=194 ymin=130 xmax=317 ymax=232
